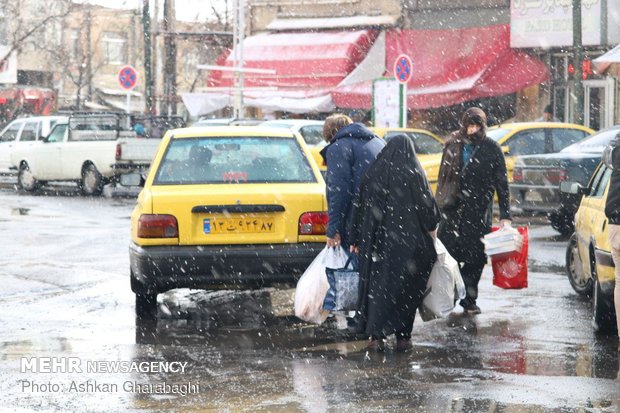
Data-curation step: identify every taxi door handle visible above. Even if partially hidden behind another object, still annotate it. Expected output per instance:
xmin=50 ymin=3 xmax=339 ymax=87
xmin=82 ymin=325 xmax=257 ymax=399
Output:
xmin=602 ymin=220 xmax=607 ymax=232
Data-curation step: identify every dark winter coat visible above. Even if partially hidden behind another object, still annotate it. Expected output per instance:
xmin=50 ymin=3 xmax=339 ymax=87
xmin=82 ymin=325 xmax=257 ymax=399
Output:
xmin=349 ymin=135 xmax=441 ymax=338
xmin=604 ymin=132 xmax=620 ymax=224
xmin=437 ymin=133 xmax=511 ymax=264
xmin=320 ymin=123 xmax=385 ymax=246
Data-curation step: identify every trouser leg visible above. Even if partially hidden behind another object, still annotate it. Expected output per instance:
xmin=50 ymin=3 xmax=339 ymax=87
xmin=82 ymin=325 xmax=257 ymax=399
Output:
xmin=609 ymin=225 xmax=620 ymax=337
xmin=459 ymin=260 xmax=486 ymax=307
xmin=615 ymin=261 xmax=620 ymax=337
xmin=395 ymin=317 xmax=414 ymax=340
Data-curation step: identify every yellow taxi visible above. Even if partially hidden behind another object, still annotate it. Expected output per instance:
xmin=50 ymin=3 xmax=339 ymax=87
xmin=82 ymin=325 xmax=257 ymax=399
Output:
xmin=486 ymin=122 xmax=594 ymax=181
xmin=564 ymin=162 xmax=617 ymax=333
xmin=129 ymin=126 xmax=327 ymax=319
xmin=371 ymin=127 xmax=444 ymax=191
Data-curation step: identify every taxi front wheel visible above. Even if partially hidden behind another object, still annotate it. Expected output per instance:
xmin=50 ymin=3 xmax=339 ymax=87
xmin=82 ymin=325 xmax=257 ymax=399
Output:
xmin=592 ymin=277 xmax=617 ymax=334
xmin=565 ymin=234 xmax=593 ymax=297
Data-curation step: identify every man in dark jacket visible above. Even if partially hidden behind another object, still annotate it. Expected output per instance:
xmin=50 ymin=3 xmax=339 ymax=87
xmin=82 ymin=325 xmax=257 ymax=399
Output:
xmin=603 ymin=132 xmax=620 ymax=345
xmin=437 ymin=107 xmax=511 ymax=314
xmin=320 ymin=114 xmax=385 ymax=250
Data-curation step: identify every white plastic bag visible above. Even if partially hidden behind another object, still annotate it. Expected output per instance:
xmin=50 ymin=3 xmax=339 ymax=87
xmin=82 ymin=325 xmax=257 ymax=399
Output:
xmin=323 ymin=246 xmax=348 ymax=269
xmin=420 ymin=239 xmax=466 ymax=322
xmin=294 ymin=247 xmax=347 ymax=324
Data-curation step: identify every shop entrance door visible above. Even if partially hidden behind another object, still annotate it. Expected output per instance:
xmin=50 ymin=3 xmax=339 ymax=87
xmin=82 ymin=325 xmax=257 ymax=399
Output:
xmin=584 ymin=78 xmax=615 ymax=130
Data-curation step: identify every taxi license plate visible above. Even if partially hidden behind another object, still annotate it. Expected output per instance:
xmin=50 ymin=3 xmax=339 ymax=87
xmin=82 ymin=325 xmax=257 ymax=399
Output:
xmin=203 ymin=218 xmax=275 ymax=234
xmin=525 ymin=191 xmax=543 ymax=202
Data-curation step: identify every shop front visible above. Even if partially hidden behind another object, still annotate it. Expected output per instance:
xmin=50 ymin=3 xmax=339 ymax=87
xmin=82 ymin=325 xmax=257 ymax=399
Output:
xmin=510 ymin=0 xmax=620 ymax=130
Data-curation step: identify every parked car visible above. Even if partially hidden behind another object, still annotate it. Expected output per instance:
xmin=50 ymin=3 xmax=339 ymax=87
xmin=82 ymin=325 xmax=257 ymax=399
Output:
xmin=371 ymin=127 xmax=444 ymax=191
xmin=510 ymin=126 xmax=620 ymax=235
xmin=10 ymin=113 xmax=162 ymax=195
xmin=128 ymin=126 xmax=327 ymax=319
xmin=0 ymin=115 xmax=66 ymax=174
xmin=564 ymin=162 xmax=617 ymax=333
xmin=487 ymin=122 xmax=594 ymax=182
xmin=260 ymin=119 xmax=326 ymax=169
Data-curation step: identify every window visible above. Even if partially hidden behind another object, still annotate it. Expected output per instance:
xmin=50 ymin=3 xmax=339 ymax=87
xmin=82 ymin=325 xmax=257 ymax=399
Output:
xmin=183 ymin=52 xmax=199 ymax=78
xmin=487 ymin=128 xmax=511 ymax=142
xmin=1 ymin=122 xmax=22 ymax=142
xmin=562 ymin=128 xmax=620 ymax=153
xmin=506 ymin=130 xmax=546 ymax=156
xmin=101 ymin=32 xmax=127 ymax=64
xmin=384 ymin=132 xmax=443 ymax=154
xmin=46 ymin=124 xmax=67 ymax=143
xmin=0 ymin=16 xmax=7 ymax=41
xmin=595 ymin=168 xmax=612 ymax=198
xmin=20 ymin=122 xmax=39 ymax=142
xmin=299 ymin=126 xmax=324 ymax=145
xmin=69 ymin=30 xmax=80 ymax=59
xmin=154 ymin=137 xmax=317 ymax=185
xmin=588 ymin=165 xmax=608 ymax=197
xmin=551 ymin=129 xmax=588 ymax=152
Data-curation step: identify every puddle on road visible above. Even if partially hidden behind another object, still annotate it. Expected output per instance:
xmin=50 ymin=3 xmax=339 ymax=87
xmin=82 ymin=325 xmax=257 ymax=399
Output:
xmin=134 ymin=288 xmax=620 ymax=382
xmin=11 ymin=207 xmax=29 ymax=216
xmin=2 ymin=288 xmax=617 ymax=412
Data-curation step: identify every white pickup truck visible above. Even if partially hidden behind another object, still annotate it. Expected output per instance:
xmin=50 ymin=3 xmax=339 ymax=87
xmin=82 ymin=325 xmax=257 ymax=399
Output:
xmin=10 ymin=113 xmax=162 ymax=195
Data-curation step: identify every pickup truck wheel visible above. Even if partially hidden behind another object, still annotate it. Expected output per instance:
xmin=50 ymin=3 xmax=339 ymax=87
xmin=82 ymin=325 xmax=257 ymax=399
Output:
xmin=565 ymin=234 xmax=593 ymax=297
xmin=592 ymin=276 xmax=617 ymax=334
xmin=549 ymin=211 xmax=574 ymax=236
xmin=18 ymin=163 xmax=40 ymax=192
xmin=81 ymin=164 xmax=103 ymax=196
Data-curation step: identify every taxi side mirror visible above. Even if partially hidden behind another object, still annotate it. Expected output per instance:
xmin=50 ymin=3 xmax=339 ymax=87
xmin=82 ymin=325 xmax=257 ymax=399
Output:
xmin=501 ymin=146 xmax=510 ymax=154
xmin=560 ymin=181 xmax=587 ymax=196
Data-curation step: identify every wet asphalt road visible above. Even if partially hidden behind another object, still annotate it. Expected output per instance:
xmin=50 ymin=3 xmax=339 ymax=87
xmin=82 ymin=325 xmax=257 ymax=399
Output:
xmin=0 ymin=185 xmax=619 ymax=412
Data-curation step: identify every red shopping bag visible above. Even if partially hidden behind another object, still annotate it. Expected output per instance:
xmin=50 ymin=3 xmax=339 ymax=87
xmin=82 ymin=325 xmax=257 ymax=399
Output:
xmin=490 ymin=226 xmax=528 ymax=289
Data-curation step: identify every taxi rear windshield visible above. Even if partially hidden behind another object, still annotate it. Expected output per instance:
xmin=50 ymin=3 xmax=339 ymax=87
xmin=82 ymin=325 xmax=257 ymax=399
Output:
xmin=154 ymin=136 xmax=317 ymax=184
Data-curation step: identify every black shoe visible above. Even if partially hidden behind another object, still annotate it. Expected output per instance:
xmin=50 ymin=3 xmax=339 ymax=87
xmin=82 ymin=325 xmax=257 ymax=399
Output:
xmin=366 ymin=339 xmax=386 ymax=352
xmin=396 ymin=337 xmax=413 ymax=351
xmin=462 ymin=303 xmax=481 ymax=315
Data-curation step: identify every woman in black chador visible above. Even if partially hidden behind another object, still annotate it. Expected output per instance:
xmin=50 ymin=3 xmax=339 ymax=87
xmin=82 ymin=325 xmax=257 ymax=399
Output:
xmin=350 ymin=135 xmax=440 ymax=351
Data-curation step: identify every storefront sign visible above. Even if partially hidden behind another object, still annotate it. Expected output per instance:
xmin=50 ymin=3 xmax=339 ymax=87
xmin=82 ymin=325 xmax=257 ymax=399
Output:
xmin=0 ymin=46 xmax=18 ymax=84
xmin=510 ymin=0 xmax=620 ymax=48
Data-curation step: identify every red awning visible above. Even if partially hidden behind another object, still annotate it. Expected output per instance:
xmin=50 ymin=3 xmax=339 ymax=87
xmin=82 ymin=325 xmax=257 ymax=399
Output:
xmin=210 ymin=29 xmax=378 ymax=91
xmin=332 ymin=24 xmax=549 ymax=110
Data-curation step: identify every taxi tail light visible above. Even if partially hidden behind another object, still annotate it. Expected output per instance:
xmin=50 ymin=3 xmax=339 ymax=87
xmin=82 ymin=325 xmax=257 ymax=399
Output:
xmin=138 ymin=214 xmax=179 ymax=238
xmin=545 ymin=168 xmax=568 ymax=184
xmin=299 ymin=212 xmax=328 ymax=235
xmin=513 ymin=167 xmax=523 ymax=182
xmin=115 ymin=143 xmax=122 ymax=161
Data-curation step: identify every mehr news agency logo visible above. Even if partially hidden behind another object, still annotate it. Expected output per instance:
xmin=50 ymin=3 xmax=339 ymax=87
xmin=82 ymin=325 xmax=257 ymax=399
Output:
xmin=19 ymin=357 xmax=200 ymax=396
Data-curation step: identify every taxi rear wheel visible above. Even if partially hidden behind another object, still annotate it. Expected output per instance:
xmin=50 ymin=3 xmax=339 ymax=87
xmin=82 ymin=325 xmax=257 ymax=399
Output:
xmin=592 ymin=276 xmax=617 ymax=334
xmin=565 ymin=234 xmax=593 ymax=297
xmin=135 ymin=293 xmax=157 ymax=320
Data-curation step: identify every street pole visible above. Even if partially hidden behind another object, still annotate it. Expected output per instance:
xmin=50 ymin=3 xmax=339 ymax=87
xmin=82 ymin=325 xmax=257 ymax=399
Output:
xmin=142 ymin=0 xmax=154 ymax=116
xmin=162 ymin=0 xmax=177 ymax=115
xmin=232 ymin=0 xmax=245 ymax=118
xmin=573 ymin=0 xmax=584 ymax=124
xmin=86 ymin=5 xmax=93 ymax=101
